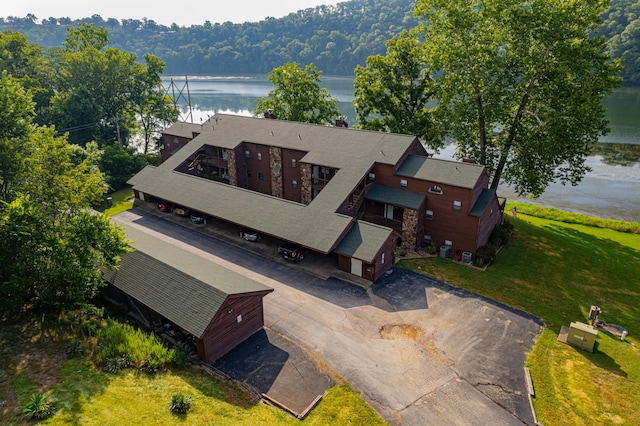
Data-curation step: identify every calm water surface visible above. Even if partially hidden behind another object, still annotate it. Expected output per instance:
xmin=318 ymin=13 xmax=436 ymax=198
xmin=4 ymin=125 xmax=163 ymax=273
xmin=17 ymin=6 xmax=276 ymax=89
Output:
xmin=164 ymin=76 xmax=640 ymax=222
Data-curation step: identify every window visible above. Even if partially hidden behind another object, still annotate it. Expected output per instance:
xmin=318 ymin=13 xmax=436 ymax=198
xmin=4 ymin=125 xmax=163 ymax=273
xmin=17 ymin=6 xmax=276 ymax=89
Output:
xmin=400 ymin=179 xmax=407 ymax=188
xmin=247 ymin=170 xmax=252 ymax=177
xmin=381 ymin=253 xmax=385 ymax=264
xmin=258 ymin=172 xmax=264 ymax=180
xmin=245 ymin=150 xmax=250 ymax=158
xmin=368 ymin=172 xmax=375 ymax=182
xmin=257 ymin=152 xmax=262 ymax=160
xmin=292 ymin=180 xmax=298 ymax=188
xmin=291 ymin=159 xmax=297 ymax=168
xmin=453 ymin=200 xmax=461 ymax=211
xmin=429 ymin=185 xmax=443 ymax=194
xmin=426 ymin=210 xmax=434 ymax=219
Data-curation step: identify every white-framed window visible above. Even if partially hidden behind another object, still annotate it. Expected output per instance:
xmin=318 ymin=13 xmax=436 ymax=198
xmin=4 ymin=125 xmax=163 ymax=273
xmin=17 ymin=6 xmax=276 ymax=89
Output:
xmin=245 ymin=150 xmax=250 ymax=158
xmin=426 ymin=210 xmax=434 ymax=219
xmin=381 ymin=253 xmax=385 ymax=264
xmin=400 ymin=179 xmax=407 ymax=188
xmin=368 ymin=172 xmax=375 ymax=181
xmin=453 ymin=200 xmax=461 ymax=211
xmin=291 ymin=159 xmax=297 ymax=167
xmin=292 ymin=180 xmax=298 ymax=188
xmin=257 ymin=152 xmax=262 ymax=160
xmin=429 ymin=185 xmax=443 ymax=194
xmin=258 ymin=172 xmax=264 ymax=180
xmin=236 ymin=314 xmax=243 ymax=323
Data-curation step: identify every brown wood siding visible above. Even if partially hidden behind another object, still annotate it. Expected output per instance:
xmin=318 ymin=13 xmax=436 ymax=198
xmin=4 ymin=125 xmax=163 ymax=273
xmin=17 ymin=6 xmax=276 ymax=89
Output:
xmin=234 ymin=145 xmax=249 ymax=188
xmin=281 ymin=148 xmax=306 ymax=203
xmin=242 ymin=143 xmax=272 ymax=196
xmin=371 ymin=233 xmax=396 ymax=280
xmin=161 ymin=133 xmax=198 ymax=163
xmin=476 ymin=195 xmax=503 ymax=250
xmin=198 ymin=291 xmax=272 ymax=363
xmin=337 ymin=254 xmax=351 ymax=274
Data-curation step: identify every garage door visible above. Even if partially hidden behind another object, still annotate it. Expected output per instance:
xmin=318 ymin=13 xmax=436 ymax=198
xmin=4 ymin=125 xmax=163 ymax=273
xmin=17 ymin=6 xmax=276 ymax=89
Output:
xmin=351 ymin=258 xmax=363 ymax=277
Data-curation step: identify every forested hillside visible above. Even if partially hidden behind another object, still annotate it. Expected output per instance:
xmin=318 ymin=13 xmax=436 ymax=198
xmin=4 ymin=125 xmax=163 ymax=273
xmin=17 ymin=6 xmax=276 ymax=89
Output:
xmin=1 ymin=0 xmax=639 ymax=83
xmin=0 ymin=0 xmax=417 ymax=76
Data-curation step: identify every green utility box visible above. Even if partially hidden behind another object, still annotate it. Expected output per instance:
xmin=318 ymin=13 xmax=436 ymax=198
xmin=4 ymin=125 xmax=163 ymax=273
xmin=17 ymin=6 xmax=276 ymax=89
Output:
xmin=567 ymin=321 xmax=598 ymax=352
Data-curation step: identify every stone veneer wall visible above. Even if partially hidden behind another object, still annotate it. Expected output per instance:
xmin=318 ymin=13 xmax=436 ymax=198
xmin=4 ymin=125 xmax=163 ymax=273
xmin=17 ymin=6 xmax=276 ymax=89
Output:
xmin=402 ymin=208 xmax=419 ymax=251
xmin=300 ymin=163 xmax=312 ymax=205
xmin=269 ymin=146 xmax=283 ymax=198
xmin=227 ymin=150 xmax=237 ymax=186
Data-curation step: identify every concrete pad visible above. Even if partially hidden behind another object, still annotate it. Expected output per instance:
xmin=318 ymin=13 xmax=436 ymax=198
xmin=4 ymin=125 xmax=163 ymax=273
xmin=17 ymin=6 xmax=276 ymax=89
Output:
xmin=213 ymin=329 xmax=336 ymax=417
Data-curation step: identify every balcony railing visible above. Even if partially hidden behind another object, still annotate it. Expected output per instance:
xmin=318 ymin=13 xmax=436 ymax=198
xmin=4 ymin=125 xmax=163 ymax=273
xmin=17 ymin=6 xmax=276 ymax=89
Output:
xmin=362 ymin=213 xmax=403 ymax=231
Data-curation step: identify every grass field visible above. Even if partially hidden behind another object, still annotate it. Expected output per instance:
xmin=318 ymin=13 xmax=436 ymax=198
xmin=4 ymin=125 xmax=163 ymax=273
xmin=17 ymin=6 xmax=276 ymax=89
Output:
xmin=95 ymin=187 xmax=135 ymax=216
xmin=400 ymin=202 xmax=640 ymax=425
xmin=0 ymin=312 xmax=384 ymax=425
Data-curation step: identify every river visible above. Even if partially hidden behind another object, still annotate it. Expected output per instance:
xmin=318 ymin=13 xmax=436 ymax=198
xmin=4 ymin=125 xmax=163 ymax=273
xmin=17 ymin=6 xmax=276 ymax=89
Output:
xmin=163 ymin=75 xmax=640 ymax=223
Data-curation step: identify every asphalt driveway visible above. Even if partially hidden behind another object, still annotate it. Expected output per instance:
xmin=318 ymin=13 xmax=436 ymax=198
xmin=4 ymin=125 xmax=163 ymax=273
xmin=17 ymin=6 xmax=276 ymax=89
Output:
xmin=114 ymin=209 xmax=543 ymax=425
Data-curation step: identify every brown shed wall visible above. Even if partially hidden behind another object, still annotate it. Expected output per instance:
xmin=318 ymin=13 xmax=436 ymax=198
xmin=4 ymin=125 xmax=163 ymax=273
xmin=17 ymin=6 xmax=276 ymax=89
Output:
xmin=198 ymin=291 xmax=271 ymax=364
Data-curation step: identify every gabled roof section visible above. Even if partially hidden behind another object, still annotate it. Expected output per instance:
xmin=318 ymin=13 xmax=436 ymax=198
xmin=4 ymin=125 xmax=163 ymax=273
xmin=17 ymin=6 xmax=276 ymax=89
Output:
xmin=130 ymin=114 xmax=419 ymax=254
xmin=396 ymin=155 xmax=486 ymax=189
xmin=162 ymin=122 xmax=203 ymax=139
xmin=365 ymin=184 xmax=426 ymax=210
xmin=334 ymin=220 xmax=395 ymax=263
xmin=128 ymin=166 xmax=353 ymax=253
xmin=470 ymin=188 xmax=497 ymax=217
xmin=104 ymin=220 xmax=272 ymax=338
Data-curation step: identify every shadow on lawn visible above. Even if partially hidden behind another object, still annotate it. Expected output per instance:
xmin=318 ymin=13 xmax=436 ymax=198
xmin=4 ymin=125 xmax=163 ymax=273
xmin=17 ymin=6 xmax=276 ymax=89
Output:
xmin=0 ymin=313 xmax=113 ymax=425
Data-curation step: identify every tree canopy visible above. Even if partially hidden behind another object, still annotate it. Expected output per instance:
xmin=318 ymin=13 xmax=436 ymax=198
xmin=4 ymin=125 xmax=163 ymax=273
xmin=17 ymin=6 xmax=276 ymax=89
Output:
xmin=0 ymin=0 xmax=638 ymax=84
xmin=353 ymin=31 xmax=440 ymax=147
xmin=254 ymin=62 xmax=340 ymax=125
xmin=414 ymin=0 xmax=622 ymax=196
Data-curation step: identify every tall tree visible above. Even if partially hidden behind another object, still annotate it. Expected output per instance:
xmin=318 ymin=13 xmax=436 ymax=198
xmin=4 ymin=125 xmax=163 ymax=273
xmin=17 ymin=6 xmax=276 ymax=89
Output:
xmin=353 ymin=30 xmax=440 ymax=147
xmin=414 ymin=0 xmax=622 ymax=196
xmin=254 ymin=62 xmax=341 ymax=125
xmin=0 ymin=71 xmax=34 ymax=202
xmin=0 ymin=78 xmax=129 ymax=315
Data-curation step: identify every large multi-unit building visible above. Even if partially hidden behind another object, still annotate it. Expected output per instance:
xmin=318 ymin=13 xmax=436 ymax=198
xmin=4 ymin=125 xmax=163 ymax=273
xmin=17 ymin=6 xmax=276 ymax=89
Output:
xmin=128 ymin=114 xmax=504 ymax=281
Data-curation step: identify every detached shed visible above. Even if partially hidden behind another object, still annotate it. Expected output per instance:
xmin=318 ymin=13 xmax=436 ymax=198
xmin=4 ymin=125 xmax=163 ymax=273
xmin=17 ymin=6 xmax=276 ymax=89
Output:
xmin=103 ymin=222 xmax=273 ymax=363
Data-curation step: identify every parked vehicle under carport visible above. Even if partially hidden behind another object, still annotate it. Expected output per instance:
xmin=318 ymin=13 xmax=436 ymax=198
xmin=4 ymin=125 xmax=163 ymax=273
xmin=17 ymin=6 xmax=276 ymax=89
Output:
xmin=278 ymin=242 xmax=305 ymax=262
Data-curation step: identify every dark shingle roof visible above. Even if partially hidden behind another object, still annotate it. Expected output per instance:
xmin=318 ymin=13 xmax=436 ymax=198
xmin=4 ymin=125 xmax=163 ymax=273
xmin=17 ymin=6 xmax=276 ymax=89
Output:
xmin=365 ymin=184 xmax=426 ymax=210
xmin=334 ymin=221 xmax=395 ymax=263
xmin=470 ymin=188 xmax=496 ymax=217
xmin=104 ymin=220 xmax=272 ymax=337
xmin=396 ymin=156 xmax=486 ymax=189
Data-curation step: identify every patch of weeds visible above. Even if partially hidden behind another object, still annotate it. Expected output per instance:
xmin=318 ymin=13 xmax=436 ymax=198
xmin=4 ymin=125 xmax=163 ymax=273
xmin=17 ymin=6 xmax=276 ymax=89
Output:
xmin=170 ymin=392 xmax=192 ymax=414
xmin=66 ymin=340 xmax=85 ymax=358
xmin=23 ymin=392 xmax=56 ymax=420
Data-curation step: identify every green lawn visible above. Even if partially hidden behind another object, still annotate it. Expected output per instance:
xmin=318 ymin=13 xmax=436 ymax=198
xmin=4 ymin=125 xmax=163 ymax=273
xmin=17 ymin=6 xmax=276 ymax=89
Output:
xmin=400 ymin=205 xmax=640 ymax=425
xmin=95 ymin=187 xmax=135 ymax=216
xmin=0 ymin=313 xmax=384 ymax=425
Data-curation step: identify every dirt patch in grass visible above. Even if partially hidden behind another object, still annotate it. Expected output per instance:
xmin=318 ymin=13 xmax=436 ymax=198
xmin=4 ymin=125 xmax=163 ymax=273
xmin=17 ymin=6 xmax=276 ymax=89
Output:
xmin=0 ymin=315 xmax=71 ymax=423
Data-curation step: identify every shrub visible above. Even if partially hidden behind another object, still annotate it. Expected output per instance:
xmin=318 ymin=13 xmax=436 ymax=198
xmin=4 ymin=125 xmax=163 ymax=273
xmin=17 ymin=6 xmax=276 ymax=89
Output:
xmin=425 ymin=242 xmax=437 ymax=255
xmin=66 ymin=340 xmax=85 ymax=358
xmin=139 ymin=357 xmax=160 ymax=374
xmin=170 ymin=393 xmax=192 ymax=414
xmin=475 ymin=245 xmax=498 ymax=267
xmin=105 ymin=356 xmax=123 ymax=373
xmin=23 ymin=392 xmax=56 ymax=420
xmin=95 ymin=319 xmax=175 ymax=368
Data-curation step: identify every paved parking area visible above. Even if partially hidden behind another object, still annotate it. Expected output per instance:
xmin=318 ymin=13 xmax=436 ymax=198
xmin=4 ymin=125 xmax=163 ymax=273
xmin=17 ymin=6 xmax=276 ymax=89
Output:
xmin=115 ymin=208 xmax=543 ymax=425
